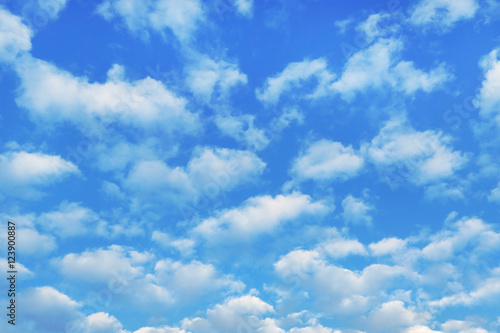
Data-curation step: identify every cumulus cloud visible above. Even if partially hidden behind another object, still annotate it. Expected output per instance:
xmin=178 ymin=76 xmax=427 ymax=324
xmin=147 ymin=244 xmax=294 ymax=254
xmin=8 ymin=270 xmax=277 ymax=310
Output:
xmin=152 ymin=231 xmax=195 ymax=256
xmin=185 ymin=54 xmax=247 ymax=102
xmin=356 ymin=13 xmax=400 ymax=43
xmin=57 ymin=245 xmax=149 ymax=282
xmin=475 ymin=48 xmax=500 ymax=124
xmin=153 ymin=259 xmax=244 ymax=301
xmin=274 ymin=249 xmax=413 ymax=314
xmin=14 ymin=58 xmax=200 ymax=133
xmin=215 ymin=114 xmax=271 ymax=151
xmin=193 ymin=192 xmax=329 ymax=240
xmin=181 ymin=295 xmax=275 ymax=333
xmin=22 ymin=286 xmax=81 ymax=332
xmin=409 ymin=0 xmax=478 ymax=31
xmin=0 ymin=8 xmax=32 ymax=62
xmin=291 ymin=140 xmax=364 ymax=182
xmin=363 ymin=117 xmax=468 ymax=186
xmin=232 ymin=0 xmax=253 ymax=17
xmin=73 ymin=312 xmax=127 ymax=333
xmin=341 ymin=195 xmax=374 ymax=226
xmin=96 ymin=0 xmax=204 ymax=41
xmin=366 ymin=301 xmax=430 ymax=332
xmin=256 ymin=39 xmax=451 ymax=104
xmin=0 ymin=150 xmax=79 ymax=199
xmin=331 ymin=38 xmax=452 ymax=100
xmin=256 ymin=58 xmax=334 ymax=105
xmin=124 ymin=146 xmax=265 ymax=203
xmin=421 ymin=217 xmax=500 ymax=261
xmin=369 ymin=237 xmax=407 ymax=256
xmin=38 ymin=201 xmax=101 ymax=237
xmin=488 ymin=182 xmax=500 ymax=203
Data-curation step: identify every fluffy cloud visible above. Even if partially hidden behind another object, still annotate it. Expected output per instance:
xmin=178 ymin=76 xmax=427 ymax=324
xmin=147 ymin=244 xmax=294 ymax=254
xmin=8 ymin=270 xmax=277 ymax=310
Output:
xmin=14 ymin=58 xmax=200 ymax=133
xmin=0 ymin=150 xmax=79 ymax=199
xmin=152 ymin=231 xmax=195 ymax=256
xmin=74 ymin=312 xmax=127 ymax=333
xmin=38 ymin=201 xmax=101 ymax=237
xmin=409 ymin=0 xmax=478 ymax=30
xmin=57 ymin=245 xmax=148 ymax=282
xmin=134 ymin=326 xmax=187 ymax=333
xmin=215 ymin=114 xmax=270 ymax=151
xmin=185 ymin=54 xmax=247 ymax=102
xmin=193 ymin=192 xmax=329 ymax=240
xmin=232 ymin=0 xmax=253 ymax=17
xmin=274 ymin=249 xmax=413 ymax=314
xmin=153 ymin=259 xmax=244 ymax=301
xmin=181 ymin=295 xmax=275 ymax=333
xmin=366 ymin=301 xmax=430 ymax=332
xmin=475 ymin=48 xmax=500 ymax=124
xmin=17 ymin=227 xmax=57 ymax=255
xmin=124 ymin=146 xmax=265 ymax=203
xmin=363 ymin=117 xmax=468 ymax=186
xmin=341 ymin=195 xmax=374 ymax=226
xmin=421 ymin=217 xmax=500 ymax=261
xmin=331 ymin=38 xmax=451 ymax=100
xmin=291 ymin=140 xmax=364 ymax=182
xmin=0 ymin=8 xmax=32 ymax=62
xmin=21 ymin=286 xmax=81 ymax=332
xmin=256 ymin=39 xmax=450 ymax=104
xmin=256 ymin=58 xmax=334 ymax=105
xmin=356 ymin=13 xmax=400 ymax=43
xmin=97 ymin=0 xmax=204 ymax=41
xmin=369 ymin=237 xmax=407 ymax=256
xmin=488 ymin=182 xmax=500 ymax=203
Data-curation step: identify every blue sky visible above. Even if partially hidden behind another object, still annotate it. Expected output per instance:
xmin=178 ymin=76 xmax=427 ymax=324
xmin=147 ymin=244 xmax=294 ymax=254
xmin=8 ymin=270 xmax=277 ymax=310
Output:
xmin=1 ymin=0 xmax=500 ymax=332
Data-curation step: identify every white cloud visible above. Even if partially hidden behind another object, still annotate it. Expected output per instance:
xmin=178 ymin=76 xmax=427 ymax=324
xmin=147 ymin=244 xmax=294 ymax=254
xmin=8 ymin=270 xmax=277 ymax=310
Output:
xmin=363 ymin=117 xmax=468 ymax=186
xmin=38 ymin=201 xmax=100 ymax=237
xmin=153 ymin=259 xmax=244 ymax=301
xmin=0 ymin=150 xmax=79 ymax=199
xmin=475 ymin=48 xmax=500 ymax=125
xmin=441 ymin=320 xmax=488 ymax=333
xmin=14 ymin=58 xmax=200 ymax=134
xmin=356 ymin=13 xmax=399 ymax=43
xmin=366 ymin=301 xmax=430 ymax=332
xmin=341 ymin=195 xmax=374 ymax=226
xmin=319 ymin=238 xmax=367 ymax=258
xmin=22 ymin=286 xmax=81 ymax=332
xmin=289 ymin=324 xmax=339 ymax=333
xmin=185 ymin=54 xmax=247 ymax=102
xmin=256 ymin=39 xmax=451 ymax=104
xmin=124 ymin=146 xmax=265 ymax=202
xmin=215 ymin=114 xmax=270 ymax=151
xmin=488 ymin=182 xmax=500 ymax=203
xmin=409 ymin=0 xmax=478 ymax=30
xmin=152 ymin=231 xmax=195 ymax=256
xmin=96 ymin=0 xmax=204 ymax=41
xmin=331 ymin=38 xmax=451 ymax=100
xmin=193 ymin=192 xmax=329 ymax=240
xmin=256 ymin=58 xmax=334 ymax=105
xmin=274 ymin=249 xmax=413 ymax=314
xmin=421 ymin=218 xmax=500 ymax=261
xmin=369 ymin=237 xmax=407 ymax=256
xmin=0 ymin=8 xmax=32 ymax=62
xmin=57 ymin=245 xmax=148 ymax=282
xmin=405 ymin=326 xmax=440 ymax=333
xmin=233 ymin=0 xmax=253 ymax=17
xmin=75 ymin=312 xmax=127 ymax=333
xmin=0 ymin=258 xmax=33 ymax=277
xmin=181 ymin=295 xmax=274 ymax=333
xmin=134 ymin=326 xmax=187 ymax=333
xmin=291 ymin=140 xmax=364 ymax=182
xmin=17 ymin=228 xmax=57 ymax=256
